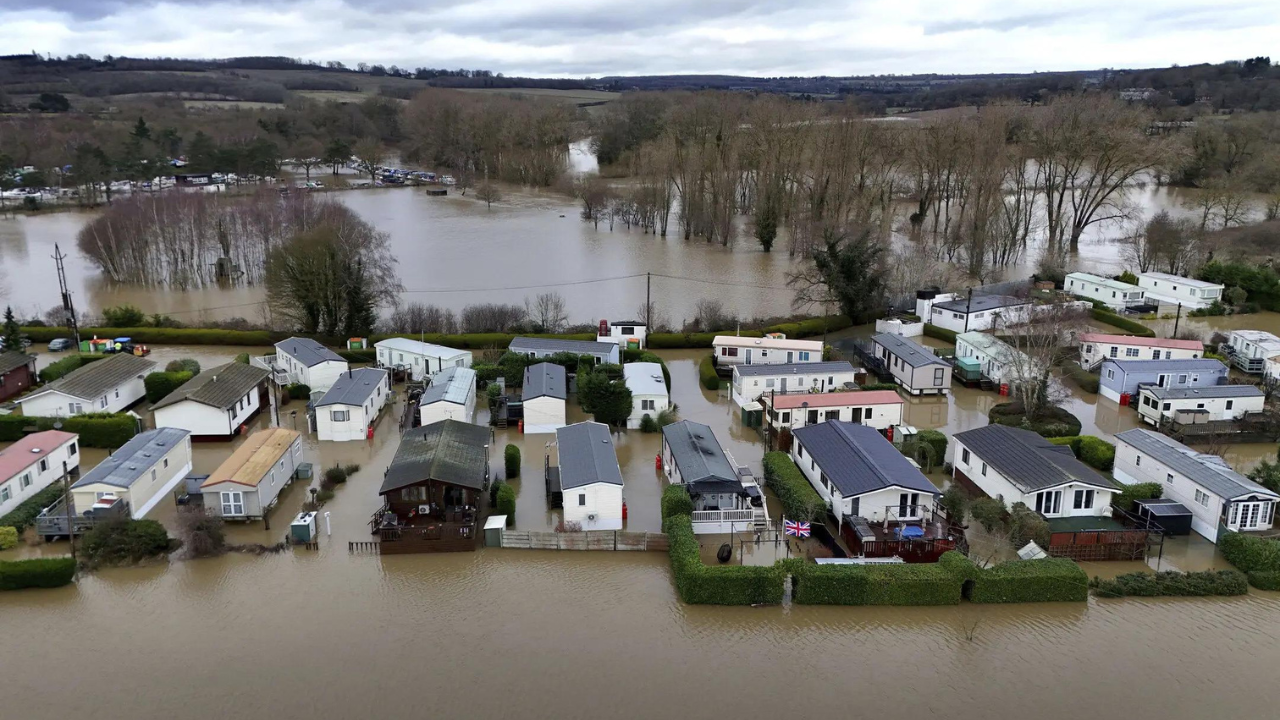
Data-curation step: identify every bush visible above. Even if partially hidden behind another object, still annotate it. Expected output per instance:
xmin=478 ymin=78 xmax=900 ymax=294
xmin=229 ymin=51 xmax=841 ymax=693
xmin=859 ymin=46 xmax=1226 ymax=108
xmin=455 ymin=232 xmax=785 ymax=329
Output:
xmin=698 ymin=355 xmax=720 ymax=391
xmin=939 ymin=484 xmax=970 ymax=524
xmin=1007 ymin=502 xmax=1050 ymax=548
xmin=144 ymin=371 xmax=193 ymax=403
xmin=1112 ymin=482 xmax=1163 ymax=512
xmin=1189 ymin=301 xmax=1228 ymax=317
xmin=1118 ymin=270 xmax=1139 ymax=285
xmin=495 ymin=482 xmax=516 ymax=524
xmin=0 ymin=413 xmax=138 ymax=448
xmin=967 ymin=558 xmax=1089 ymax=603
xmin=1090 ymin=308 xmax=1156 ymax=337
xmin=175 ymin=511 xmax=226 ymax=558
xmin=0 ymin=557 xmax=76 ymax=590
xmin=1090 ymin=569 xmax=1248 ymax=598
xmin=923 ymin=324 xmax=958 ymax=343
xmin=969 ymin=496 xmax=1007 ymax=532
xmin=988 ymin=402 xmax=1082 ymax=437
xmin=1246 ymin=570 xmax=1280 ymax=591
xmin=316 ymin=488 xmax=335 ymax=503
xmin=323 ymin=465 xmax=349 ymax=485
xmin=916 ymin=429 xmax=948 ymax=464
xmin=234 ymin=353 xmax=250 ymax=364
xmin=639 ymin=414 xmax=659 ymax=432
xmin=38 ymin=354 xmax=105 ymax=384
xmin=504 ymin=444 xmax=520 ymax=478
xmin=762 ymin=452 xmax=826 ymax=521
xmin=1063 ymin=361 xmax=1101 ymax=394
xmin=80 ymin=519 xmax=174 ymax=567
xmin=661 ymin=484 xmax=694 ymax=521
xmin=664 ymin=514 xmax=784 ymax=605
xmin=656 ymin=406 xmax=679 ymax=427
xmin=164 ymin=358 xmax=201 ymax=375
xmin=101 ymin=305 xmax=147 ymax=327
xmin=0 ymin=526 xmax=18 ymax=549
xmin=0 ymin=483 xmax=65 ymax=534
xmin=1078 ymin=436 xmax=1116 ymax=471
xmin=792 ymin=559 xmax=965 ymax=605
xmin=337 ymin=348 xmax=377 ymax=364
xmin=342 ymin=463 xmax=361 ymax=476
xmin=286 ymin=383 xmax=311 ymax=399
xmin=1218 ymin=531 xmax=1280 ymax=575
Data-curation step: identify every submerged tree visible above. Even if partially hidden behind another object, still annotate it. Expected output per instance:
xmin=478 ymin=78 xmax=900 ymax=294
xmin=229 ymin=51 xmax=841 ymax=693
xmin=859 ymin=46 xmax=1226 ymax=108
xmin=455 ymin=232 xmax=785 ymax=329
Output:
xmin=786 ymin=227 xmax=887 ymax=321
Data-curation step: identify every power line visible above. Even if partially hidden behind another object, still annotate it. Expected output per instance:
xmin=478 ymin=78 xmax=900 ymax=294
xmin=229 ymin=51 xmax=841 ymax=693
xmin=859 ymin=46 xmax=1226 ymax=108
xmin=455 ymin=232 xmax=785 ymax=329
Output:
xmin=650 ymin=272 xmax=790 ymax=291
xmin=400 ymin=273 xmax=646 ymax=294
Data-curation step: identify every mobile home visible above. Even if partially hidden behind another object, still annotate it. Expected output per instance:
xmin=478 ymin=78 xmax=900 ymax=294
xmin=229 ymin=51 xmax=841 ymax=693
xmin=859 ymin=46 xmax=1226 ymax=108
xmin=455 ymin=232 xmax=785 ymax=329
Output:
xmin=200 ymin=428 xmax=304 ymax=521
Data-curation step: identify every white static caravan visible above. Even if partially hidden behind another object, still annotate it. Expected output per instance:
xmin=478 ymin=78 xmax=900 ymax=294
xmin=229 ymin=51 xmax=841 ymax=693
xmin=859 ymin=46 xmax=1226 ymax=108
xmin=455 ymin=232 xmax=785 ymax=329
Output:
xmin=522 ymin=362 xmax=567 ymax=434
xmin=712 ymin=335 xmax=823 ymax=369
xmin=1114 ymin=429 xmax=1279 ymax=542
xmin=150 ymin=362 xmax=270 ymax=438
xmin=0 ymin=431 xmax=79 ymax=517
xmin=314 ymin=368 xmax=391 ymax=442
xmin=623 ymin=362 xmax=668 ymax=429
xmin=762 ymin=390 xmax=904 ymax=433
xmin=926 ymin=294 xmax=1032 ymax=334
xmin=1065 ymin=272 xmax=1146 ymax=312
xmin=200 ymin=428 xmax=303 ymax=521
xmin=509 ymin=337 xmax=619 ymax=365
xmin=596 ymin=320 xmax=648 ymax=351
xmin=17 ymin=353 xmax=154 ymax=418
xmin=1078 ymin=333 xmax=1204 ymax=371
xmin=1222 ymin=330 xmax=1280 ymax=375
xmin=273 ymin=337 xmax=348 ymax=392
xmin=374 ymin=338 xmax=472 ymax=382
xmin=553 ymin=422 xmax=624 ymax=531
xmin=870 ymin=333 xmax=951 ymax=396
xmin=418 ymin=366 xmax=477 ymax=426
xmin=661 ymin=420 xmax=767 ymax=534
xmin=1137 ymin=272 xmax=1224 ymax=309
xmin=1136 ymin=385 xmax=1265 ymax=426
xmin=729 ymin=361 xmax=859 ymax=408
xmin=954 ymin=332 xmax=1037 ymax=385
xmin=69 ymin=428 xmax=193 ymax=520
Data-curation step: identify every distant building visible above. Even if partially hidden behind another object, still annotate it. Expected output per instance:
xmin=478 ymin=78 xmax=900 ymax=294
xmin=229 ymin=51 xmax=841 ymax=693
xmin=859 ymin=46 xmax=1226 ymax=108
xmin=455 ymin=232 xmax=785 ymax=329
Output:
xmin=0 ymin=351 xmax=37 ymax=403
xmin=1078 ymin=333 xmax=1203 ymax=371
xmin=18 ymin=353 xmax=155 ymax=417
xmin=711 ymin=335 xmax=823 ymax=369
xmin=522 ymin=362 xmax=567 ymax=434
xmin=729 ymin=361 xmax=859 ymax=407
xmin=509 ymin=337 xmax=619 ymax=365
xmin=418 ymin=366 xmax=478 ymax=426
xmin=1065 ymin=272 xmax=1146 ymax=312
xmin=926 ymin=294 xmax=1032 ymax=333
xmin=375 ymin=338 xmax=472 ymax=382
xmin=1098 ymin=358 xmax=1228 ymax=403
xmin=596 ymin=320 xmax=647 ymax=351
xmin=623 ymin=362 xmax=668 ymax=429
xmin=1136 ymin=272 xmax=1224 ymax=310
xmin=762 ymin=390 xmax=903 ymax=433
xmin=273 ymin=337 xmax=348 ymax=392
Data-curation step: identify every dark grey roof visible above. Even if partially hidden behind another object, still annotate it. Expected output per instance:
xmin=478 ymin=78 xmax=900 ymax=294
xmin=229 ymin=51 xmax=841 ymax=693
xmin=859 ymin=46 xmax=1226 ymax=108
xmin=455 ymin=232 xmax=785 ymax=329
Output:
xmin=72 ymin=428 xmax=190 ymax=489
xmin=933 ymin=294 xmax=1029 ymax=313
xmin=421 ymin=366 xmax=476 ymax=406
xmin=871 ymin=333 xmax=949 ymax=368
xmin=661 ymin=420 xmax=740 ymax=494
xmin=1103 ymin=358 xmax=1226 ymax=374
xmin=35 ymin=353 xmax=155 ymax=402
xmin=380 ymin=420 xmax=490 ymax=494
xmin=523 ymin=362 xmax=566 ymax=401
xmin=556 ymin=422 xmax=623 ymax=489
xmin=1142 ymin=384 xmax=1263 ymax=400
xmin=734 ymin=361 xmax=855 ymax=378
xmin=0 ymin=351 xmax=34 ymax=376
xmin=792 ymin=422 xmax=938 ymax=498
xmin=510 ymin=337 xmax=615 ymax=356
xmin=275 ymin=337 xmax=345 ymax=367
xmin=314 ymin=368 xmax=388 ymax=408
xmin=1115 ymin=429 xmax=1279 ymax=501
xmin=954 ymin=425 xmax=1117 ymax=493
xmin=610 ymin=320 xmax=645 ymax=327
xmin=151 ymin=362 xmax=270 ymax=411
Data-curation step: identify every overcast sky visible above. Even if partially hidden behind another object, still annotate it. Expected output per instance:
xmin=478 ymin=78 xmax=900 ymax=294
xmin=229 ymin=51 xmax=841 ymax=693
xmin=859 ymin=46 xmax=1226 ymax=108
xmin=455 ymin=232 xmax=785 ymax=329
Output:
xmin=2 ymin=0 xmax=1275 ymax=77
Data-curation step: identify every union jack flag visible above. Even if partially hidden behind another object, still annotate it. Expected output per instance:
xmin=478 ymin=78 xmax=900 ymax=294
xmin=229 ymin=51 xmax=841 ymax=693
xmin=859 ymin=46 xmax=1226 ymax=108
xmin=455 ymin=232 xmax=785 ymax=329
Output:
xmin=783 ymin=519 xmax=811 ymax=538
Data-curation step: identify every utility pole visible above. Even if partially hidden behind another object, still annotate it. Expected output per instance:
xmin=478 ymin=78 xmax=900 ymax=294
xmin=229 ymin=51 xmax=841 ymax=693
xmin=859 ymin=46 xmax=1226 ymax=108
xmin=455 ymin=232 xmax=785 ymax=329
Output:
xmin=646 ymin=272 xmax=652 ymax=328
xmin=54 ymin=244 xmax=80 ymax=349
xmin=1173 ymin=303 xmax=1182 ymax=337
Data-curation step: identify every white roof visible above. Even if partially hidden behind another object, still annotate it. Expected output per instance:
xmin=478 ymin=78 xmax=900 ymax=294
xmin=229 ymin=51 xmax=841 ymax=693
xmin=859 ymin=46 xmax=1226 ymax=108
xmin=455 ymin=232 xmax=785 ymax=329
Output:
xmin=1138 ymin=272 xmax=1223 ymax=290
xmin=956 ymin=332 xmax=1027 ymax=364
xmin=624 ymin=362 xmax=668 ymax=397
xmin=1066 ymin=272 xmax=1142 ymax=293
xmin=712 ymin=335 xmax=822 ymax=351
xmin=374 ymin=337 xmax=469 ymax=359
xmin=1231 ymin=330 xmax=1280 ymax=345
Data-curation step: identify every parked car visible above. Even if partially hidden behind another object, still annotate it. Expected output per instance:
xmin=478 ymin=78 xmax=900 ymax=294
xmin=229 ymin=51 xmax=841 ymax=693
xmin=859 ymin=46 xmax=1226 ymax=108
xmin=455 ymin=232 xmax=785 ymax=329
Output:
xmin=48 ymin=338 xmax=74 ymax=352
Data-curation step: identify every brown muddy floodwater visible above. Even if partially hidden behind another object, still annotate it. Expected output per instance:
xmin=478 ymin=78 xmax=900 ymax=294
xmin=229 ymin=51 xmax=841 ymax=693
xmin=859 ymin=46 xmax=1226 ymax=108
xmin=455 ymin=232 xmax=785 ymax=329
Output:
xmin=5 ymin=344 xmax=1280 ymax=720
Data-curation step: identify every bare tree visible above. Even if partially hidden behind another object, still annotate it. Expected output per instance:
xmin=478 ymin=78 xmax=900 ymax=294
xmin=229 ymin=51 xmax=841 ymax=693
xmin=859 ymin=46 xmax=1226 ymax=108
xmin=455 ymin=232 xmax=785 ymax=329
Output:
xmin=526 ymin=292 xmax=568 ymax=333
xmin=991 ymin=301 xmax=1090 ymax=421
xmin=352 ymin=138 xmax=385 ymax=182
xmin=635 ymin=300 xmax=671 ymax=333
xmin=290 ymin=137 xmax=325 ymax=182
xmin=694 ymin=299 xmax=734 ymax=332
xmin=475 ymin=180 xmax=501 ymax=209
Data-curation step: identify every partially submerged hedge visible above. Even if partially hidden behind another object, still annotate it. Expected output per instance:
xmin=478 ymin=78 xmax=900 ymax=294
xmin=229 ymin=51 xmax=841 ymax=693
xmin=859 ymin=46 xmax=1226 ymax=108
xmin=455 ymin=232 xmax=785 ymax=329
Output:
xmin=504 ymin=444 xmax=521 ymax=479
xmin=762 ymin=452 xmax=826 ymax=521
xmin=1246 ymin=570 xmax=1280 ymax=591
xmin=967 ymin=558 xmax=1089 ymax=603
xmin=0 ymin=413 xmax=138 ymax=448
xmin=1047 ymin=435 xmax=1115 ymax=471
xmin=664 ymin=514 xmax=784 ymax=605
xmin=1063 ymin=360 xmax=1101 ymax=394
xmin=660 ymin=484 xmax=693 ymax=521
xmin=792 ymin=556 xmax=965 ymax=605
xmin=0 ymin=483 xmax=65 ymax=534
xmin=1112 ymin=482 xmax=1162 ymax=512
xmin=0 ymin=526 xmax=17 ymax=550
xmin=144 ymin=371 xmax=193 ymax=403
xmin=0 ymin=557 xmax=76 ymax=591
xmin=923 ymin=323 xmax=958 ymax=343
xmin=1090 ymin=309 xmax=1156 ymax=337
xmin=1219 ymin=531 xmax=1280 ymax=590
xmin=698 ymin=355 xmax=720 ymax=391
xmin=38 ymin=354 xmax=105 ymax=384
xmin=495 ymin=482 xmax=516 ymax=525
xmin=1090 ymin=569 xmax=1248 ymax=598
xmin=989 ymin=402 xmax=1082 ymax=438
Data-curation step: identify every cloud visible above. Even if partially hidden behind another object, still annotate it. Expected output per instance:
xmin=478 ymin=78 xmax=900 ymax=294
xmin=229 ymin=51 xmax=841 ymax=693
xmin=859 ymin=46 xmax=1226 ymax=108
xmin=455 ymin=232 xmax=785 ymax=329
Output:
xmin=1 ymin=0 xmax=1275 ymax=77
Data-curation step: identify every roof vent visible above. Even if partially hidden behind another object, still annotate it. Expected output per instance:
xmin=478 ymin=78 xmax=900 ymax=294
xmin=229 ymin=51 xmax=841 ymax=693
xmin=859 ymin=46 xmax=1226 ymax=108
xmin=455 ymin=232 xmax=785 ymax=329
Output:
xmin=30 ymin=447 xmax=42 ymax=454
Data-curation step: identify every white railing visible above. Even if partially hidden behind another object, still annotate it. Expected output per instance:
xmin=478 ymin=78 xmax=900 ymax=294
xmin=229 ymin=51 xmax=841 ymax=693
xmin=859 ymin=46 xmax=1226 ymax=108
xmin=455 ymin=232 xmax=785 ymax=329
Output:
xmin=692 ymin=509 xmax=756 ymax=524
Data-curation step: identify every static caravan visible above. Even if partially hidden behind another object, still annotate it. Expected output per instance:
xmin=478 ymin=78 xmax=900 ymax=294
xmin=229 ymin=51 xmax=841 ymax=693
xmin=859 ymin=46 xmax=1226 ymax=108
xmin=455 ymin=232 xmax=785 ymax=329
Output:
xmin=0 ymin=351 xmax=37 ymax=403
xmin=314 ymin=368 xmax=391 ymax=441
xmin=596 ymin=320 xmax=647 ymax=350
xmin=1221 ymin=330 xmax=1280 ymax=375
xmin=712 ymin=335 xmax=823 ymax=369
xmin=522 ymin=362 xmax=567 ymax=434
xmin=1136 ymin=384 xmax=1265 ymax=426
xmin=151 ymin=362 xmax=270 ymax=438
xmin=550 ymin=422 xmax=624 ymax=531
xmin=200 ymin=428 xmax=303 ymax=521
xmin=623 ymin=362 xmax=668 ymax=429
xmin=375 ymin=338 xmax=472 ymax=382
xmin=870 ymin=333 xmax=950 ymax=396
xmin=927 ymin=294 xmax=1031 ymax=333
xmin=1078 ymin=333 xmax=1203 ymax=371
xmin=17 ymin=353 xmax=154 ymax=418
xmin=274 ymin=337 xmax=348 ymax=392
xmin=1065 ymin=272 xmax=1146 ymax=312
xmin=661 ymin=420 xmax=767 ymax=534
xmin=1098 ymin=358 xmax=1228 ymax=403
xmin=0 ymin=430 xmax=79 ymax=517
xmin=509 ymin=337 xmax=619 ymax=365
xmin=1137 ymin=272 xmax=1224 ymax=309
xmin=418 ymin=366 xmax=478 ymax=426
xmin=954 ymin=332 xmax=1037 ymax=385
xmin=762 ymin=390 xmax=903 ymax=433
xmin=729 ymin=361 xmax=859 ymax=408
xmin=69 ymin=428 xmax=192 ymax=519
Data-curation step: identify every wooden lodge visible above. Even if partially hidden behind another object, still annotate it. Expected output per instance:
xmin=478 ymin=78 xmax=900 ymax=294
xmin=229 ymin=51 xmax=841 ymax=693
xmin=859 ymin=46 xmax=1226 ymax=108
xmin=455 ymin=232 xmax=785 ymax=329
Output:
xmin=372 ymin=420 xmax=490 ymax=554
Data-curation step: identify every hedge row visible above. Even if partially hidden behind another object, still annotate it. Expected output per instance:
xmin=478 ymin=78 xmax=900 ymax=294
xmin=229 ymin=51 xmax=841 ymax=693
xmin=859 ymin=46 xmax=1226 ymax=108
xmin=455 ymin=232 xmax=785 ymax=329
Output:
xmin=762 ymin=452 xmax=826 ymax=521
xmin=337 ymin=349 xmax=377 ymax=363
xmin=698 ymin=355 xmax=720 ymax=391
xmin=0 ymin=557 xmax=76 ymax=591
xmin=24 ymin=326 xmax=277 ymax=346
xmin=646 ymin=315 xmax=853 ymax=350
xmin=660 ymin=484 xmax=693 ymax=521
xmin=1046 ymin=435 xmax=1115 ymax=471
xmin=38 ymin=354 xmax=106 ymax=384
xmin=495 ymin=483 xmax=516 ymax=526
xmin=0 ymin=483 xmax=65 ymax=535
xmin=923 ymin=324 xmax=958 ymax=343
xmin=1247 ymin=571 xmax=1280 ymax=591
xmin=966 ymin=557 xmax=1089 ymax=603
xmin=0 ymin=413 xmax=138 ymax=448
xmin=144 ymin=371 xmax=193 ymax=404
xmin=1112 ymin=482 xmax=1163 ymax=512
xmin=859 ymin=382 xmax=900 ymax=391
xmin=1090 ymin=570 xmax=1248 ymax=598
xmin=1090 ymin=309 xmax=1156 ymax=337
xmin=792 ymin=555 xmax=966 ymax=605
xmin=0 ymin=526 xmax=17 ymax=550
xmin=1218 ymin=531 xmax=1280 ymax=587
xmin=664 ymin=514 xmax=785 ymax=605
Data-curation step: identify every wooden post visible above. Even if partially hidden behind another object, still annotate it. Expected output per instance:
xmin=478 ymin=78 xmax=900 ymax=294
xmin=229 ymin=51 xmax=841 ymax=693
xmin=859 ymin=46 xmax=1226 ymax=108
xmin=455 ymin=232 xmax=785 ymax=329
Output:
xmin=63 ymin=461 xmax=75 ymax=570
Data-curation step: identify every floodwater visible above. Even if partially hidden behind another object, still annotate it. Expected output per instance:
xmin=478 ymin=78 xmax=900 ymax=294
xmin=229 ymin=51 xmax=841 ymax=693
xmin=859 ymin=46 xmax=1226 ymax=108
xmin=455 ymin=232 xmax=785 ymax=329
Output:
xmin=5 ymin=342 xmax=1280 ymax=719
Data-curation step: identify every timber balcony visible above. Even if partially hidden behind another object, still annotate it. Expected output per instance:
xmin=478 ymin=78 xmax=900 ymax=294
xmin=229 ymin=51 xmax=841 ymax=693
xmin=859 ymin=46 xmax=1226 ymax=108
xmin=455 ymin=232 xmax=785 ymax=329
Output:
xmin=1043 ymin=509 xmax=1163 ymax=562
xmin=370 ymin=506 xmax=480 ymax=554
xmin=841 ymin=505 xmax=966 ymax=563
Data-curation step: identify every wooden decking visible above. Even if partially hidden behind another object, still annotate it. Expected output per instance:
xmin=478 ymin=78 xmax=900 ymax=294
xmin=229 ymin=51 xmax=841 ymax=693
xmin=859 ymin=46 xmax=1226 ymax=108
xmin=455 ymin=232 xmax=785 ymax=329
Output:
xmin=376 ymin=521 xmax=479 ymax=554
xmin=500 ymin=530 xmax=668 ymax=551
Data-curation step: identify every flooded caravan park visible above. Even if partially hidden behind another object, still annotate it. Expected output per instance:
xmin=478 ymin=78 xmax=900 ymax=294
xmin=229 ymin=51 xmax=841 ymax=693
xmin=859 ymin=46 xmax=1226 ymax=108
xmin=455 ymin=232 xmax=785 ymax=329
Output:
xmin=4 ymin=342 xmax=1280 ymax=720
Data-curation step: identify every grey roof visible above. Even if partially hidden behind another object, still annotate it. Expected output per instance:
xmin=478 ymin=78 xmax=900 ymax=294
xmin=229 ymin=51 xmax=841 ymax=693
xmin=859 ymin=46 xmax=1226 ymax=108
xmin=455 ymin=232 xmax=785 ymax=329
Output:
xmin=1115 ymin=429 xmax=1280 ymax=501
xmin=661 ymin=420 xmax=740 ymax=494
xmin=1143 ymin=384 xmax=1264 ymax=400
xmin=421 ymin=366 xmax=476 ymax=406
xmin=72 ymin=428 xmax=190 ymax=489
xmin=275 ymin=337 xmax=345 ymax=367
xmin=314 ymin=368 xmax=388 ymax=408
xmin=953 ymin=425 xmax=1118 ymax=493
xmin=792 ymin=422 xmax=938 ymax=498
xmin=151 ymin=362 xmax=270 ymax=411
xmin=556 ymin=422 xmax=624 ymax=489
xmin=734 ymin=361 xmax=855 ymax=378
xmin=34 ymin=353 xmax=155 ymax=402
xmin=380 ymin=420 xmax=490 ymax=494
xmin=871 ymin=333 xmax=949 ymax=368
xmin=510 ymin=336 xmax=615 ymax=356
xmin=523 ymin=362 xmax=567 ymax=401
xmin=1103 ymin=358 xmax=1227 ymax=374
xmin=933 ymin=294 xmax=1029 ymax=313
xmin=0 ymin=351 xmax=34 ymax=376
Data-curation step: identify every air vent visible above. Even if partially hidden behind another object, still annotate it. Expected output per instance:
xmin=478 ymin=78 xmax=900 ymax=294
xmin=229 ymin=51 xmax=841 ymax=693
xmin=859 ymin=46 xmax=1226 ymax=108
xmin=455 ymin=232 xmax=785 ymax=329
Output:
xmin=30 ymin=448 xmax=42 ymax=454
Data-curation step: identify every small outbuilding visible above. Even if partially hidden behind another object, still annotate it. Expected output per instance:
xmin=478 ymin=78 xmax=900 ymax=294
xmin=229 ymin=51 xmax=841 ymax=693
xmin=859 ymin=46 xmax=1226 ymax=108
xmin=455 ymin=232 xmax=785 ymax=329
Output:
xmin=623 ymin=362 xmax=668 ymax=429
xmin=151 ymin=362 xmax=270 ymax=438
xmin=314 ymin=368 xmax=391 ymax=441
xmin=522 ymin=362 xmax=567 ymax=434
xmin=419 ymin=365 xmax=478 ymax=426
xmin=200 ymin=428 xmax=304 ymax=521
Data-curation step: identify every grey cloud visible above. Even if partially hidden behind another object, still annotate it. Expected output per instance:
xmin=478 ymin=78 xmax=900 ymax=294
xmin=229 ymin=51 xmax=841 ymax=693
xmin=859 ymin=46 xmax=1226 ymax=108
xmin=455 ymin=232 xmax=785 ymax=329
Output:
xmin=923 ymin=11 xmax=1074 ymax=36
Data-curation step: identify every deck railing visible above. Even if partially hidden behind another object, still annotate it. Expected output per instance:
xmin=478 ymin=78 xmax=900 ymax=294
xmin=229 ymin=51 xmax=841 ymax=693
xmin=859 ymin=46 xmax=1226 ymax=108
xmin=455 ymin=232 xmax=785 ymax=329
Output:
xmin=691 ymin=509 xmax=757 ymax=524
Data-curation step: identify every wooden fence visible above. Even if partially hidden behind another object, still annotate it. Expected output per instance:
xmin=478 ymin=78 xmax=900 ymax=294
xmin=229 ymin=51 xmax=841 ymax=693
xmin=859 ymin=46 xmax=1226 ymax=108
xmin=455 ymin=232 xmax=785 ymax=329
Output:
xmin=500 ymin=530 xmax=668 ymax=552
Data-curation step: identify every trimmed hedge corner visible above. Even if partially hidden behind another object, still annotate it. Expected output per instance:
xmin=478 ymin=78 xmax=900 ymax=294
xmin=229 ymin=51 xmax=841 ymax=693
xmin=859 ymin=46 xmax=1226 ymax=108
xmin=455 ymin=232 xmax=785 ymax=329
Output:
xmin=661 ymin=484 xmax=694 ymax=521
xmin=504 ymin=444 xmax=521 ymax=479
xmin=1090 ymin=309 xmax=1156 ymax=337
xmin=698 ymin=355 xmax=720 ymax=391
xmin=0 ymin=413 xmax=138 ymax=448
xmin=495 ymin=482 xmax=516 ymax=525
xmin=144 ymin=371 xmax=193 ymax=404
xmin=1219 ymin=531 xmax=1280 ymax=590
xmin=1090 ymin=569 xmax=1248 ymax=598
xmin=1246 ymin=570 xmax=1280 ymax=591
xmin=923 ymin=324 xmax=958 ymax=343
xmin=0 ymin=557 xmax=77 ymax=590
xmin=762 ymin=452 xmax=826 ymax=521
xmin=664 ymin=514 xmax=785 ymax=605
xmin=1112 ymin=482 xmax=1162 ymax=512
xmin=967 ymin=558 xmax=1089 ymax=603
xmin=1047 ymin=435 xmax=1115 ymax=471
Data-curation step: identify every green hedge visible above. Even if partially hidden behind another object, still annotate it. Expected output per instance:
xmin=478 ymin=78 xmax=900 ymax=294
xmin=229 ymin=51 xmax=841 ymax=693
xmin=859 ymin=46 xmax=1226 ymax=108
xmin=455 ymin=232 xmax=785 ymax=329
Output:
xmin=38 ymin=354 xmax=106 ymax=384
xmin=0 ymin=413 xmax=138 ymax=448
xmin=337 ymin=349 xmax=377 ymax=363
xmin=923 ymin=324 xmax=958 ymax=343
xmin=967 ymin=558 xmax=1089 ymax=603
xmin=1112 ymin=482 xmax=1163 ymax=512
xmin=792 ymin=557 xmax=965 ymax=605
xmin=81 ymin=519 xmax=174 ymax=567
xmin=144 ymin=371 xmax=193 ymax=403
xmin=1063 ymin=361 xmax=1101 ymax=394
xmin=661 ymin=484 xmax=693 ymax=521
xmin=0 ymin=557 xmax=76 ymax=591
xmin=0 ymin=483 xmax=65 ymax=534
xmin=24 ymin=326 xmax=277 ymax=346
xmin=989 ymin=402 xmax=1081 ymax=438
xmin=504 ymin=444 xmax=520 ymax=479
xmin=495 ymin=482 xmax=516 ymax=525
xmin=1090 ymin=309 xmax=1156 ymax=337
xmin=916 ymin=429 xmax=948 ymax=464
xmin=1246 ymin=571 xmax=1280 ymax=591
xmin=286 ymin=383 xmax=311 ymax=400
xmin=1218 ymin=531 xmax=1280 ymax=576
xmin=859 ymin=382 xmax=900 ymax=391
xmin=0 ymin=526 xmax=17 ymax=550
xmin=664 ymin=515 xmax=784 ymax=605
xmin=1090 ymin=570 xmax=1248 ymax=598
xmin=1047 ymin=435 xmax=1114 ymax=471
xmin=698 ymin=355 xmax=720 ymax=391
xmin=762 ymin=452 xmax=826 ymax=521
